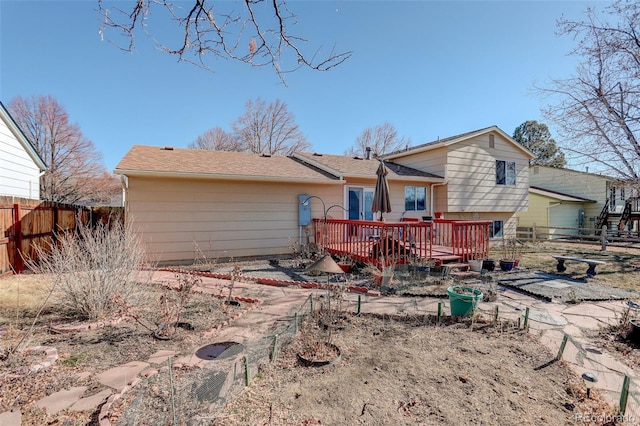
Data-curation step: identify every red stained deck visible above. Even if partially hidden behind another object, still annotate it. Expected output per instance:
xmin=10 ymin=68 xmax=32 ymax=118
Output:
xmin=313 ymin=218 xmax=491 ymax=267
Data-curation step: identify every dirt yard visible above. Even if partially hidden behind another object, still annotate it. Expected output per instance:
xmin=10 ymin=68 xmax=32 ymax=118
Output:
xmin=0 ymin=240 xmax=638 ymax=425
xmin=212 ymin=314 xmax=615 ymax=426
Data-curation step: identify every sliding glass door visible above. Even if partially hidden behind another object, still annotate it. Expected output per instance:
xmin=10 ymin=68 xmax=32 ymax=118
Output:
xmin=348 ymin=187 xmax=374 ymax=221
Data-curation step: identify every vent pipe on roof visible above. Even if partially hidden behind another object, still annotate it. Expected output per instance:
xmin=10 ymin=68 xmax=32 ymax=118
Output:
xmin=365 ymin=147 xmax=372 ymax=160
xmin=161 ymin=146 xmax=174 ymax=150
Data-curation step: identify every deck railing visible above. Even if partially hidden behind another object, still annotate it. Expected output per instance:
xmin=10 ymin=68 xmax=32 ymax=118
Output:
xmin=312 ymin=218 xmax=491 ymax=266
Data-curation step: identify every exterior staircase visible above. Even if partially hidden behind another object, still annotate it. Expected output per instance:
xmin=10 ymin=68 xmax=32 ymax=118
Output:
xmin=618 ymin=199 xmax=632 ymax=232
xmin=595 ymin=199 xmax=610 ymax=233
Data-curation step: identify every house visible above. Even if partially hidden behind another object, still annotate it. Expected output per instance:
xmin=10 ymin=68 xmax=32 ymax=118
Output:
xmin=114 ymin=125 xmax=534 ymax=264
xmin=383 ymin=126 xmax=535 ymax=239
xmin=519 ymin=165 xmax=640 ymax=237
xmin=0 ymin=101 xmax=47 ymax=199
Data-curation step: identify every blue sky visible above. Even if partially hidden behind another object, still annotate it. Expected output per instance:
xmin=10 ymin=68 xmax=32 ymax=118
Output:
xmin=1 ymin=1 xmax=602 ymax=171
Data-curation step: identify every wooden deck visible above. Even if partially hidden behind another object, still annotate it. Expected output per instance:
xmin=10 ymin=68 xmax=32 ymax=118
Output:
xmin=313 ymin=218 xmax=491 ymax=267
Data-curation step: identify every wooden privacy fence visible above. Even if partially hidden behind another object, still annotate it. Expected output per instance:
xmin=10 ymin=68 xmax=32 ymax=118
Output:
xmin=0 ymin=196 xmax=91 ymax=277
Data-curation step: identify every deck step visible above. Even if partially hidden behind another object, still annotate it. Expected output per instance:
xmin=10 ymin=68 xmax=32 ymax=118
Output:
xmin=442 ymin=262 xmax=470 ymax=270
xmin=449 ymin=271 xmax=481 ymax=279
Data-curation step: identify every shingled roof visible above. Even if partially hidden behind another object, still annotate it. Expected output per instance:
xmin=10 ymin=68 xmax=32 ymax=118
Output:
xmin=293 ymin=152 xmax=443 ymax=181
xmin=384 ymin=125 xmax=535 ymax=159
xmin=115 ymin=145 xmax=443 ymax=182
xmin=115 ymin=145 xmax=339 ymax=182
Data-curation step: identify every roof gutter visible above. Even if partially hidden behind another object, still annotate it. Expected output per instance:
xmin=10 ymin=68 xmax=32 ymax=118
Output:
xmin=430 ymin=179 xmax=448 ymax=215
xmin=113 ymin=169 xmax=345 ymax=184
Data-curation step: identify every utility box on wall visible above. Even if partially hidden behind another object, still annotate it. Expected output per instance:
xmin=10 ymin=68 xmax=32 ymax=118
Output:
xmin=298 ymin=194 xmax=311 ymax=226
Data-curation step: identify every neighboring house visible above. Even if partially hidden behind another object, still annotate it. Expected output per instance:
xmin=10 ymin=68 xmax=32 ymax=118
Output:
xmin=0 ymin=101 xmax=47 ymax=199
xmin=519 ymin=165 xmax=640 ymax=237
xmin=115 ymin=125 xmax=534 ymax=264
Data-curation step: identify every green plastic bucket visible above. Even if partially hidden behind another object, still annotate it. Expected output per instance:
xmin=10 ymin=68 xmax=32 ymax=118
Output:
xmin=447 ymin=286 xmax=483 ymax=317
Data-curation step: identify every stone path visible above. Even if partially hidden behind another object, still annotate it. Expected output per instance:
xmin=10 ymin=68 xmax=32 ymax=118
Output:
xmin=2 ymin=269 xmax=640 ymax=424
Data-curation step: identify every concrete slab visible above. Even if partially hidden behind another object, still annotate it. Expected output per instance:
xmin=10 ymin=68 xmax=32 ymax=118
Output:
xmin=0 ymin=410 xmax=21 ymax=426
xmin=35 ymin=386 xmax=87 ymax=415
xmin=96 ymin=361 xmax=149 ymax=390
xmin=70 ymin=389 xmax=112 ymax=412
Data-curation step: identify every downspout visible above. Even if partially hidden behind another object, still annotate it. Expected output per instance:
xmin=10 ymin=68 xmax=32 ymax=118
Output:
xmin=430 ymin=180 xmax=448 ymax=217
xmin=547 ymin=202 xmax=561 ymax=238
xmin=120 ymin=175 xmax=129 ymax=208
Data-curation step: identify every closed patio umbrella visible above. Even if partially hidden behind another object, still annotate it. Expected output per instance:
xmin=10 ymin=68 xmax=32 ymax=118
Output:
xmin=372 ymin=160 xmax=392 ymax=220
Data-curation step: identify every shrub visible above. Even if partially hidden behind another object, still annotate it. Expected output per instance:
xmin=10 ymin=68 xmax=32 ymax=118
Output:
xmin=26 ymin=219 xmax=149 ymax=320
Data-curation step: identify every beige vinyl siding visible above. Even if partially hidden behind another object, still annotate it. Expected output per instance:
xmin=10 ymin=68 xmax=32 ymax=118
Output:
xmin=389 ymin=147 xmax=448 ymax=178
xmin=125 ymin=176 xmax=342 ymax=263
xmin=445 ymin=211 xmax=517 ymax=239
xmin=530 ymin=166 xmax=607 ymax=222
xmin=0 ymin=119 xmax=41 ymax=199
xmin=380 ymin=148 xmax=448 ymax=216
xmin=516 ymin=193 xmax=551 ymax=229
xmin=447 ymin=134 xmax=528 ymax=213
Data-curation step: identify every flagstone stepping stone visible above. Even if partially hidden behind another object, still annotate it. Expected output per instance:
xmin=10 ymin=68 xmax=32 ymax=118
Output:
xmin=35 ymin=386 xmax=88 ymax=415
xmin=527 ymin=309 xmax=568 ymax=326
xmin=96 ymin=361 xmax=149 ymax=390
xmin=0 ymin=409 xmax=21 ymax=426
xmin=147 ymin=349 xmax=177 ymax=365
xmin=70 ymin=389 xmax=112 ymax=411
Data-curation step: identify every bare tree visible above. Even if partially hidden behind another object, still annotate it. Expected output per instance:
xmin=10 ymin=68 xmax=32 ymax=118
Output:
xmin=539 ymin=0 xmax=639 ymax=185
xmin=188 ymin=126 xmax=245 ymax=151
xmin=345 ymin=122 xmax=410 ymax=157
xmin=232 ymin=98 xmax=311 ymax=155
xmin=97 ymin=0 xmax=352 ymax=84
xmin=8 ymin=95 xmax=109 ymax=204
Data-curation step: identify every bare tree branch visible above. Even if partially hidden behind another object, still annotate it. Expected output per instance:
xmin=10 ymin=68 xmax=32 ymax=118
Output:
xmin=539 ymin=0 xmax=640 ymax=186
xmin=97 ymin=0 xmax=352 ymax=85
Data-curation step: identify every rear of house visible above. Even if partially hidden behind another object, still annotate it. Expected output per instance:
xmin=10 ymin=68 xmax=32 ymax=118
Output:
xmin=115 ymin=146 xmax=343 ymax=264
xmin=384 ymin=126 xmax=535 ymax=239
xmin=115 ymin=126 xmax=534 ymax=264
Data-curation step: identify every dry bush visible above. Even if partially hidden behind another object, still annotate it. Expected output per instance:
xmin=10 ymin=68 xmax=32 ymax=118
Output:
xmin=25 ymin=219 xmax=149 ymax=320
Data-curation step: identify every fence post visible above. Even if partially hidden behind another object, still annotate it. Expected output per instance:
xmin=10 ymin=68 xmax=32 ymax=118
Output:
xmin=619 ymin=375 xmax=631 ymax=416
xmin=271 ymin=334 xmax=279 ymax=362
xmin=52 ymin=204 xmax=59 ymax=245
xmin=532 ymin=224 xmax=536 ymax=243
xmin=12 ymin=204 xmax=23 ymax=273
xmin=601 ymin=225 xmax=608 ymax=251
xmin=244 ymin=356 xmax=250 ymax=386
xmin=556 ymin=334 xmax=568 ymax=361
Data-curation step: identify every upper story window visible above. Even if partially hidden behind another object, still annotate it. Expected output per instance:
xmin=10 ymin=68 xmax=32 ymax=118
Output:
xmin=496 ymin=160 xmax=516 ymax=186
xmin=405 ymin=186 xmax=426 ymax=211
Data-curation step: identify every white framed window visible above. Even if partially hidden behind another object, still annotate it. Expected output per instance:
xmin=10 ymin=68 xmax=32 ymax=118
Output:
xmin=490 ymin=220 xmax=503 ymax=238
xmin=496 ymin=160 xmax=516 ymax=186
xmin=404 ymin=186 xmax=426 ymax=211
